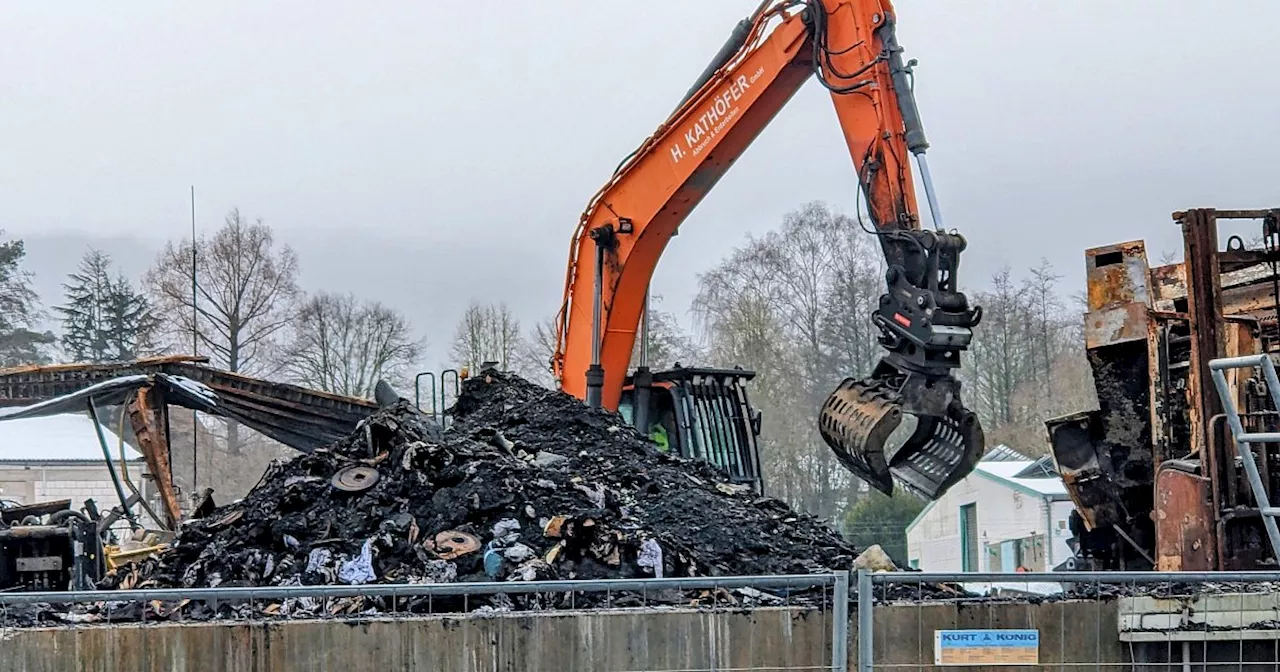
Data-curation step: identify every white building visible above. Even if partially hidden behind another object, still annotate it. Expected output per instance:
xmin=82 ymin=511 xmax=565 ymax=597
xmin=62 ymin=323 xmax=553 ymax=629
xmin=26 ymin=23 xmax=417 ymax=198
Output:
xmin=0 ymin=413 xmax=158 ymax=529
xmin=906 ymin=447 xmax=1074 ymax=572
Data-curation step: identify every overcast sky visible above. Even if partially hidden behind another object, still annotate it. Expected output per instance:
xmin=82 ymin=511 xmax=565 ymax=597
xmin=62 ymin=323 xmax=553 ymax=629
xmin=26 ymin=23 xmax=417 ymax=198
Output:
xmin=3 ymin=1 xmax=1277 ymax=371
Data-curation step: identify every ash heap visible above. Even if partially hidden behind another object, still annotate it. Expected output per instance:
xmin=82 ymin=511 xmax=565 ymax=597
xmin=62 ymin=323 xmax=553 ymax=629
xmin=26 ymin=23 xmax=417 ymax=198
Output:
xmin=105 ymin=371 xmax=856 ymax=595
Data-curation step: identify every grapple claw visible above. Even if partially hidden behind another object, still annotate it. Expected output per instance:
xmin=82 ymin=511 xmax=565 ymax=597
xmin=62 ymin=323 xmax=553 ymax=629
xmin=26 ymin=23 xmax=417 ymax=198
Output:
xmin=818 ymin=378 xmax=901 ymax=496
xmin=819 ymin=364 xmax=985 ymax=501
xmin=890 ymin=402 xmax=984 ymax=500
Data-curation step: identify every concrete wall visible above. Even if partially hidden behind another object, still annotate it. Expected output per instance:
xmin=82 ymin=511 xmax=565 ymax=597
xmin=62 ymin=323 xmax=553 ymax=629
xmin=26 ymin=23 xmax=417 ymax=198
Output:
xmin=907 ymin=473 xmax=1072 ymax=571
xmin=0 ymin=461 xmax=149 ymax=509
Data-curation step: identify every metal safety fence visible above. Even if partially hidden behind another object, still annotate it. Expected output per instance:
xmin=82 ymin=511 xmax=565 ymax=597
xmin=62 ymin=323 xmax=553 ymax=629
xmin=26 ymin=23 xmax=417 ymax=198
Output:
xmin=16 ymin=568 xmax=1280 ymax=669
xmin=857 ymin=570 xmax=1280 ymax=671
xmin=0 ymin=573 xmax=849 ymax=672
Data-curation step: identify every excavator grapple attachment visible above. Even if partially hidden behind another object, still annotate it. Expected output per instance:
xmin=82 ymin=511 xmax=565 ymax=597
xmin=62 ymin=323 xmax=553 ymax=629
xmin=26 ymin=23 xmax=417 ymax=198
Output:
xmin=819 ymin=364 xmax=984 ymax=501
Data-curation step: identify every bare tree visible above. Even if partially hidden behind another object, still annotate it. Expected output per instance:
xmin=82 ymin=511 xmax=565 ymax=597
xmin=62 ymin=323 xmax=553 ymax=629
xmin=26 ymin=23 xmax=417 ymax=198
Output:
xmin=145 ymin=208 xmax=300 ymax=454
xmin=822 ymin=221 xmax=884 ymax=380
xmin=1026 ymin=258 xmax=1065 ymax=393
xmin=965 ymin=266 xmax=1032 ymax=426
xmin=693 ymin=204 xmax=1094 ymax=505
xmin=284 ymin=292 xmax=423 ymax=398
xmin=630 ymin=294 xmax=702 ymax=370
xmin=146 ymin=208 xmax=300 ymax=374
xmin=450 ymin=301 xmax=522 ymax=372
xmin=514 ymin=316 xmax=557 ymax=388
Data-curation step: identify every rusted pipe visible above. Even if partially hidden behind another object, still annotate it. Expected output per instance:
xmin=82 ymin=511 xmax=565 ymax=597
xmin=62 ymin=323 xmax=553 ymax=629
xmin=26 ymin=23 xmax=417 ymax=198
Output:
xmin=0 ymin=525 xmax=70 ymax=540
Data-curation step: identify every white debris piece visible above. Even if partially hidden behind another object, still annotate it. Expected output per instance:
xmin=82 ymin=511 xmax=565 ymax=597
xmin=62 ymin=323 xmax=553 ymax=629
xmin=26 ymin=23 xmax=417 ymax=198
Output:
xmin=502 ymin=543 xmax=536 ymax=563
xmin=574 ymin=482 xmax=607 ymax=508
xmin=306 ymin=548 xmax=332 ymax=574
xmin=637 ymin=538 xmax=664 ymax=579
xmin=532 ymin=451 xmax=569 ymax=467
xmin=492 ymin=518 xmax=521 ymax=544
xmin=338 ymin=539 xmax=377 ymax=585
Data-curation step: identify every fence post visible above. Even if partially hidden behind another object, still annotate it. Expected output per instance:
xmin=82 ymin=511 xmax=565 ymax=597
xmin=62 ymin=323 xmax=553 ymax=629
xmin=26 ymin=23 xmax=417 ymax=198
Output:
xmin=857 ymin=569 xmax=873 ymax=672
xmin=832 ymin=571 xmax=849 ymax=672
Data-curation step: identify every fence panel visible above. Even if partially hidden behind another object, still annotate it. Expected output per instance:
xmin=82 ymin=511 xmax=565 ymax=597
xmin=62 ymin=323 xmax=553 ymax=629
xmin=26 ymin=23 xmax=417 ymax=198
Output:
xmin=858 ymin=570 xmax=1280 ymax=672
xmin=0 ymin=573 xmax=849 ymax=672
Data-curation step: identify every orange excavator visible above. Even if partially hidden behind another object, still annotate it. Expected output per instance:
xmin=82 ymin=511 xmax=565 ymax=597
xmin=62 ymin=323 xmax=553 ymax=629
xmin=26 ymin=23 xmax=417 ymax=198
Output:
xmin=552 ymin=0 xmax=985 ymax=501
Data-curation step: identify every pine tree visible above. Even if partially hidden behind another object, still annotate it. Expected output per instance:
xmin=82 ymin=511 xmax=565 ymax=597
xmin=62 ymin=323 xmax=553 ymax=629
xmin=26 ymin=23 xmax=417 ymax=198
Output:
xmin=104 ymin=273 xmax=160 ymax=361
xmin=0 ymin=234 xmax=55 ymax=367
xmin=55 ymin=249 xmax=158 ymax=363
xmin=55 ymin=249 xmax=113 ymax=361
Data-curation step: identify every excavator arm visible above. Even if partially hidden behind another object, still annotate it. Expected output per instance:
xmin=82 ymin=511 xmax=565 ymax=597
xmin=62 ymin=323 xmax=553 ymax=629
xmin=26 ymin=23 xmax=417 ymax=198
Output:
xmin=553 ymin=0 xmax=984 ymax=501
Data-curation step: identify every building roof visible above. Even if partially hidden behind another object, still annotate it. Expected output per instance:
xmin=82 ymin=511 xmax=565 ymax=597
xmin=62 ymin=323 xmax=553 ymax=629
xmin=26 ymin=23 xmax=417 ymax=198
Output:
xmin=1014 ymin=454 xmax=1059 ymax=479
xmin=0 ymin=413 xmax=142 ymax=463
xmin=976 ymin=459 xmax=1068 ymax=497
xmin=904 ymin=445 xmax=1069 ymax=536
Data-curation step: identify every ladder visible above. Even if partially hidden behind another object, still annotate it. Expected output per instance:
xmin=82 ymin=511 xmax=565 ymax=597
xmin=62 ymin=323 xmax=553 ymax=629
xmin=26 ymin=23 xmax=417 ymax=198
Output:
xmin=1209 ymin=354 xmax=1280 ymax=560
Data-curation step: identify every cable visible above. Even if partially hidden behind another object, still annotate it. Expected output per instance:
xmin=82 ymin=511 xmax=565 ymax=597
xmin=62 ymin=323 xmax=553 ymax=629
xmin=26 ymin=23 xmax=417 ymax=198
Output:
xmin=805 ymin=0 xmax=884 ymax=93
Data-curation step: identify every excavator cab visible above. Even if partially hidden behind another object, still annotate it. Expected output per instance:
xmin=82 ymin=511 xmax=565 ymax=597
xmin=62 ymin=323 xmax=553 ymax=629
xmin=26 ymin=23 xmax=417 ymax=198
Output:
xmin=618 ymin=366 xmax=764 ymax=494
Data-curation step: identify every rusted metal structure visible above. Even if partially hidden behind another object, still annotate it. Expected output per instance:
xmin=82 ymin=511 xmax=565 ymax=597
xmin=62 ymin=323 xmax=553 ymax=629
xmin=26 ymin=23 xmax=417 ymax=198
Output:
xmin=1050 ymin=208 xmax=1280 ymax=570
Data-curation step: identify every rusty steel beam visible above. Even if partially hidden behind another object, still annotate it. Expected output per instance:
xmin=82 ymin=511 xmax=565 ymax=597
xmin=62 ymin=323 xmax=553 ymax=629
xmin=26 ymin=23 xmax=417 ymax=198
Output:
xmin=1173 ymin=209 xmax=1280 ymax=221
xmin=0 ymin=356 xmax=207 ymax=402
xmin=1180 ymin=208 xmax=1227 ymax=458
xmin=127 ymin=386 xmax=180 ymax=528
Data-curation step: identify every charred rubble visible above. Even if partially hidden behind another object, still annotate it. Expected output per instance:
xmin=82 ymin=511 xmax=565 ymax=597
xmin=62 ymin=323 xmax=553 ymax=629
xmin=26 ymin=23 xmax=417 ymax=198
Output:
xmin=89 ymin=370 xmax=870 ymax=619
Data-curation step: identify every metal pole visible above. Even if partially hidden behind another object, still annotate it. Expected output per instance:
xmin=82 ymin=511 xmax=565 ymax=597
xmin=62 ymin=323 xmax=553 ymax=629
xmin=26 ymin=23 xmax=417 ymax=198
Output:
xmin=190 ymin=185 xmax=199 ymax=494
xmin=869 ymin=570 xmax=1280 ymax=584
xmin=633 ymin=287 xmax=652 ymax=433
xmin=88 ymin=397 xmax=139 ymax=530
xmin=414 ymin=371 xmax=437 ymax=421
xmin=585 ymin=239 xmax=606 ymax=409
xmin=639 ymin=287 xmax=650 ymax=368
xmin=914 ymin=154 xmax=945 ymax=231
xmin=832 ymin=570 xmax=850 ymax=672
xmin=856 ymin=569 xmax=873 ymax=672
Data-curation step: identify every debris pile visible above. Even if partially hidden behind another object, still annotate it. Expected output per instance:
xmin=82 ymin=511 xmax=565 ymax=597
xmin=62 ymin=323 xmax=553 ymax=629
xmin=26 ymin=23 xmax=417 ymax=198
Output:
xmin=95 ymin=370 xmax=860 ymax=617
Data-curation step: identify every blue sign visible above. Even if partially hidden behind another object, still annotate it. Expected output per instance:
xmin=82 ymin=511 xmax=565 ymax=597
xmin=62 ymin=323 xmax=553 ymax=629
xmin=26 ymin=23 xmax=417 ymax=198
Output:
xmin=935 ymin=629 xmax=1039 ymax=665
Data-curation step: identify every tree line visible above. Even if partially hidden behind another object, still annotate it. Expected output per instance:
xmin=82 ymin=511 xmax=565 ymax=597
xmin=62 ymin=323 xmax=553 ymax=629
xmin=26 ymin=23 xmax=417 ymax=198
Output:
xmin=0 ymin=211 xmax=424 ymax=399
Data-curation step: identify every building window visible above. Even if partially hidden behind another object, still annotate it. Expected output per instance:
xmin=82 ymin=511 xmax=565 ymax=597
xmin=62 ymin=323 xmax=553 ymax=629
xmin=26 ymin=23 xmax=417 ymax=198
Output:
xmin=909 ymin=559 xmax=920 ymax=570
xmin=960 ymin=503 xmax=979 ymax=571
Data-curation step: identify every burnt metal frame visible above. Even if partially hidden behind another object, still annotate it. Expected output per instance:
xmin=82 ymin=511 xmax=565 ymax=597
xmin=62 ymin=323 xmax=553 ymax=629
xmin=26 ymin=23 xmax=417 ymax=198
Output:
xmin=1053 ymin=208 xmax=1280 ymax=571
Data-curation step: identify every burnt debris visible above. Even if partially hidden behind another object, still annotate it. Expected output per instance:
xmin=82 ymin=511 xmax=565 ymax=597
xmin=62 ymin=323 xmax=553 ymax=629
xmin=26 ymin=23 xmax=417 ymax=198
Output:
xmin=97 ymin=370 xmax=858 ymax=615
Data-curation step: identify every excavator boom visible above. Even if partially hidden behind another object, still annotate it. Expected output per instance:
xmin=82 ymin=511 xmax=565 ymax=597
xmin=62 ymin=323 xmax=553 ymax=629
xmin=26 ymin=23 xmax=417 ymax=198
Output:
xmin=553 ymin=0 xmax=984 ymax=501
